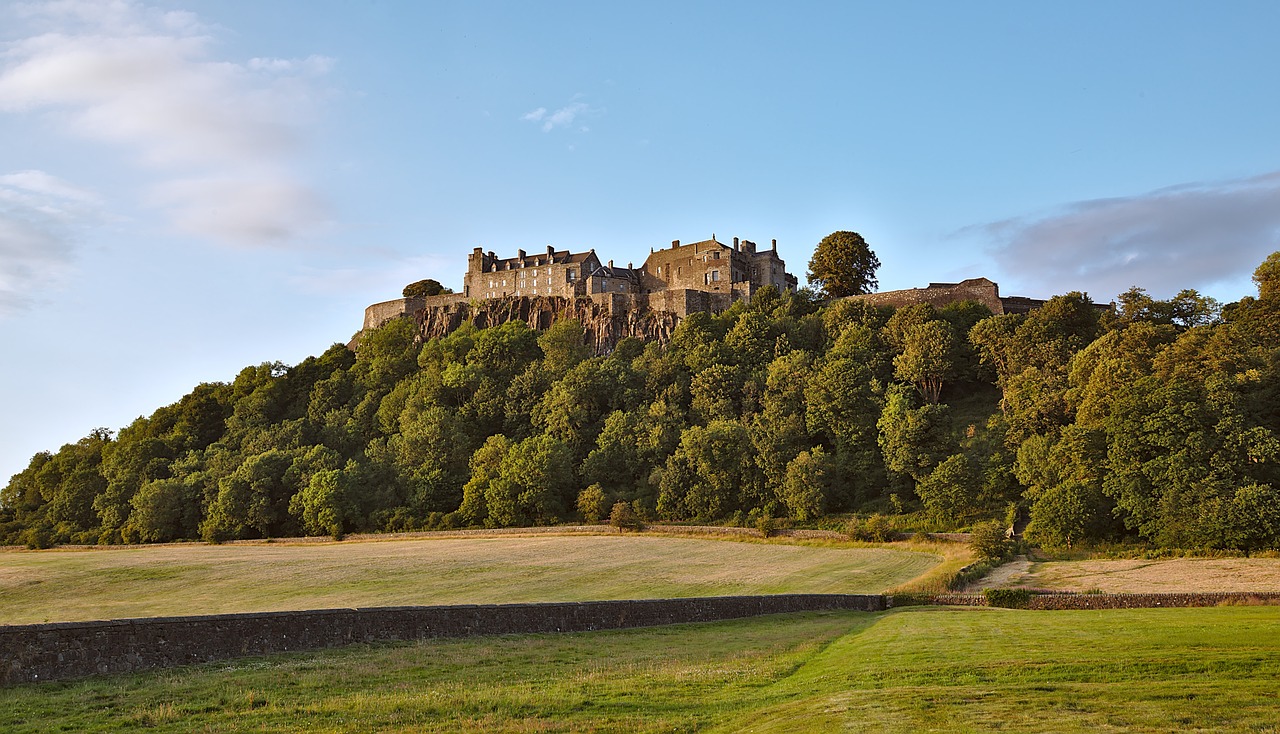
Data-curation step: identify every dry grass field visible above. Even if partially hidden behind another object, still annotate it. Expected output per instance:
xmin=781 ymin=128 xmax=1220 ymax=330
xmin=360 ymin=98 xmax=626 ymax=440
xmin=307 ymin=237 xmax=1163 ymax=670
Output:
xmin=0 ymin=533 xmax=941 ymax=625
xmin=987 ymin=557 xmax=1280 ymax=593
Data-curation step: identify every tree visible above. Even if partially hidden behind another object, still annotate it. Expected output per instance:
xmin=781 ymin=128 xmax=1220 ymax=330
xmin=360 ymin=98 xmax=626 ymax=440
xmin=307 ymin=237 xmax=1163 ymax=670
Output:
xmin=894 ymin=321 xmax=956 ymax=404
xmin=780 ymin=447 xmax=833 ymax=522
xmin=403 ymin=279 xmax=452 ymax=298
xmin=806 ymin=231 xmax=881 ymax=298
xmin=969 ymin=520 xmax=1011 ymax=561
xmin=577 ymin=484 xmax=609 ymax=523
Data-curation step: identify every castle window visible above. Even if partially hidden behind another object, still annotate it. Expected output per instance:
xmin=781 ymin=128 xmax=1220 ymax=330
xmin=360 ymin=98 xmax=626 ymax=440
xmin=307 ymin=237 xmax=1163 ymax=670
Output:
xmin=532 ymin=270 xmax=538 ymax=277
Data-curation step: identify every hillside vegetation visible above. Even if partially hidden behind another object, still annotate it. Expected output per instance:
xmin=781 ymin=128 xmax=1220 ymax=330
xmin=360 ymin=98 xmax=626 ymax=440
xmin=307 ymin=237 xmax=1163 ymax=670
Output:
xmin=4 ymin=251 xmax=1280 ymax=553
xmin=4 ymin=606 xmax=1279 ymax=732
xmin=0 ymin=535 xmax=939 ymax=624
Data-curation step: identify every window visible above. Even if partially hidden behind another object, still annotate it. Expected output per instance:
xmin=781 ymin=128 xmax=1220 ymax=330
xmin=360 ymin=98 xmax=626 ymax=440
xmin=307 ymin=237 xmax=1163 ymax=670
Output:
xmin=567 ymin=270 xmax=577 ymax=282
xmin=711 ymin=270 xmax=720 ymax=281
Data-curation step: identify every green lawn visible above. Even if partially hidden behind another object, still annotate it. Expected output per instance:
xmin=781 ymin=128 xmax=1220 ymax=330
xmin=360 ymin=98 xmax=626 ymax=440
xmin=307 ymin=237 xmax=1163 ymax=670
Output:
xmin=4 ymin=606 xmax=1279 ymax=732
xmin=0 ymin=534 xmax=939 ymax=624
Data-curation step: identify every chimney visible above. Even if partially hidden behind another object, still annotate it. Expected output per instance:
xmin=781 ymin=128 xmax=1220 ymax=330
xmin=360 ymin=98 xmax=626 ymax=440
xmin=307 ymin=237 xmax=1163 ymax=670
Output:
xmin=733 ymin=237 xmax=739 ymax=250
xmin=608 ymin=259 xmax=614 ymax=268
xmin=672 ymin=239 xmax=680 ymax=248
xmin=628 ymin=262 xmax=633 ymax=269
xmin=771 ymin=239 xmax=777 ymax=251
xmin=547 ymin=245 xmax=554 ymax=257
xmin=517 ymin=248 xmax=526 ymax=260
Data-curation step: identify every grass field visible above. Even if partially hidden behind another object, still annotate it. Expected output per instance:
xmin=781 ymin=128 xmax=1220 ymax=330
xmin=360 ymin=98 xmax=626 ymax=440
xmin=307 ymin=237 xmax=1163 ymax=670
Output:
xmin=0 ymin=534 xmax=941 ymax=624
xmin=4 ymin=606 xmax=1279 ymax=732
xmin=1009 ymin=557 xmax=1280 ymax=593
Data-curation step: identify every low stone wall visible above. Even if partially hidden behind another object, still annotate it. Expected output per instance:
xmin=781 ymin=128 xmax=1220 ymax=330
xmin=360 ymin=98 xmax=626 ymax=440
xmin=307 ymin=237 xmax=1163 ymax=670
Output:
xmin=926 ymin=592 xmax=1280 ymax=609
xmin=0 ymin=594 xmax=886 ymax=686
xmin=1026 ymin=592 xmax=1280 ymax=610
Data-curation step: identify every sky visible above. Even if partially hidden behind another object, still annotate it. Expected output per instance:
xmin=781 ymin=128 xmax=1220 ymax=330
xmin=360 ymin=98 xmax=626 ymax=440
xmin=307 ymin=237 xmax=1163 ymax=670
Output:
xmin=2 ymin=0 xmax=1280 ymax=483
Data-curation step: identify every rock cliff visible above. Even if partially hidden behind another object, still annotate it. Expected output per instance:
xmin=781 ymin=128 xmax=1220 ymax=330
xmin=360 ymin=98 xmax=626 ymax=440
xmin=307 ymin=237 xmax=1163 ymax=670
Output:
xmin=410 ymin=295 xmax=682 ymax=353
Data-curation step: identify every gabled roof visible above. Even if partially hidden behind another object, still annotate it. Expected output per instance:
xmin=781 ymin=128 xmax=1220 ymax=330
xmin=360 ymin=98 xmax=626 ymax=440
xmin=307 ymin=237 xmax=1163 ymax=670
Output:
xmin=588 ymin=264 xmax=640 ymax=281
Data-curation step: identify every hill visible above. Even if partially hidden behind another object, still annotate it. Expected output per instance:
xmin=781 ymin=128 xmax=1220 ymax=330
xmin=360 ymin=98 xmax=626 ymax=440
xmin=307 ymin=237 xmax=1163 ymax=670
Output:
xmin=3 ymin=250 xmax=1280 ymax=553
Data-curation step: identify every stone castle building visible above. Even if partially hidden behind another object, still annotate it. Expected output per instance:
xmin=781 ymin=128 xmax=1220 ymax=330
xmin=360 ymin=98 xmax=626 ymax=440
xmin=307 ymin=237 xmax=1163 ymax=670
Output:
xmin=359 ymin=236 xmax=1068 ymax=353
xmin=460 ymin=236 xmax=797 ymax=302
xmin=360 ymin=235 xmax=800 ymax=351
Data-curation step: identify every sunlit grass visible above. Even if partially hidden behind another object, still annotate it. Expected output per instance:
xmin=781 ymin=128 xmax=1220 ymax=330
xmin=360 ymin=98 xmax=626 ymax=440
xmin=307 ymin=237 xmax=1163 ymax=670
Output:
xmin=5 ymin=606 xmax=1279 ymax=732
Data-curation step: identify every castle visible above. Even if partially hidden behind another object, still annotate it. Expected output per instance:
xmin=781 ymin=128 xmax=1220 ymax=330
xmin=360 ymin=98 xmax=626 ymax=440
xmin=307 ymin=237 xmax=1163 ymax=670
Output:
xmin=362 ymin=235 xmax=799 ymax=337
xmin=359 ymin=237 xmax=1061 ymax=353
xmin=460 ymin=235 xmax=797 ymax=302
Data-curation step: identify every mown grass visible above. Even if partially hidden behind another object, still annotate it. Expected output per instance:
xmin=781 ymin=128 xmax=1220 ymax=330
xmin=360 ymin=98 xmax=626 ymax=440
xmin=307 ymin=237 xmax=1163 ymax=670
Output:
xmin=0 ymin=534 xmax=941 ymax=624
xmin=4 ymin=606 xmax=1279 ymax=732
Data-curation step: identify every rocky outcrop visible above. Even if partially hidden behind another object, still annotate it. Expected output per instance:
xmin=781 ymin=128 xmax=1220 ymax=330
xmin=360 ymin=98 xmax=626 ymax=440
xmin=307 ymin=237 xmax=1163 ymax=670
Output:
xmin=412 ymin=295 xmax=682 ymax=354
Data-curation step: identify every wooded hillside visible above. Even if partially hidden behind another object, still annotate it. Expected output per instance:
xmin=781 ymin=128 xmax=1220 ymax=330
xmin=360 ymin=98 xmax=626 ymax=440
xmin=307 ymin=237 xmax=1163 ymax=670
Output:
xmin=4 ymin=252 xmax=1279 ymax=551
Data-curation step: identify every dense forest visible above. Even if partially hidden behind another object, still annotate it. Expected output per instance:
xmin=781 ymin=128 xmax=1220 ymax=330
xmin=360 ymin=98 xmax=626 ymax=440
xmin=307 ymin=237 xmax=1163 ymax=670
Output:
xmin=4 ymin=251 xmax=1279 ymax=552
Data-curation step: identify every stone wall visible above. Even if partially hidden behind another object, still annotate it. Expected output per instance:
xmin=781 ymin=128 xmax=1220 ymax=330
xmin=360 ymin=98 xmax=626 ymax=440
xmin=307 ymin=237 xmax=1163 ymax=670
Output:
xmin=923 ymin=592 xmax=1280 ymax=610
xmin=847 ymin=278 xmax=1006 ymax=314
xmin=0 ymin=595 xmax=887 ymax=685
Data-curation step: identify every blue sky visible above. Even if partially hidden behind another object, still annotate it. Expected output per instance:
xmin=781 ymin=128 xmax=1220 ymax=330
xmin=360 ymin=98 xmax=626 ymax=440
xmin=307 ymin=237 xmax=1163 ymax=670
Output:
xmin=2 ymin=0 xmax=1279 ymax=482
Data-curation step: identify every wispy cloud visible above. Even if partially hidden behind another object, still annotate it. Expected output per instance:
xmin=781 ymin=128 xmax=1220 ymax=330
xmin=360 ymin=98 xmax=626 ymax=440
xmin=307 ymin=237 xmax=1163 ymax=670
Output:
xmin=521 ymin=96 xmax=596 ymax=133
xmin=0 ymin=170 xmax=102 ymax=314
xmin=0 ymin=0 xmax=334 ymax=248
xmin=971 ymin=172 xmax=1280 ymax=299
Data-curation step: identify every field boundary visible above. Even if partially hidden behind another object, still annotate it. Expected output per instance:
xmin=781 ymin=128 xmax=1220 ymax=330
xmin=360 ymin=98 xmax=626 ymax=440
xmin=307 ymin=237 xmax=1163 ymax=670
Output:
xmin=919 ymin=591 xmax=1280 ymax=609
xmin=0 ymin=594 xmax=886 ymax=686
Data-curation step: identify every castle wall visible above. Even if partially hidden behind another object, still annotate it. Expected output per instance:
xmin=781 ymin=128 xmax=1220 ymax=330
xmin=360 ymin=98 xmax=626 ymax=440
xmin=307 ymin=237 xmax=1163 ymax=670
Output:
xmin=847 ymin=279 xmax=1005 ymax=314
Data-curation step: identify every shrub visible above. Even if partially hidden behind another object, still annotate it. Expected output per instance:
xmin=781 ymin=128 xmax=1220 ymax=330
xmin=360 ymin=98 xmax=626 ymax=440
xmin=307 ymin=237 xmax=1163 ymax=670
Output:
xmin=847 ymin=513 xmax=895 ymax=542
xmin=576 ymin=484 xmax=609 ymax=523
xmin=22 ymin=523 xmax=55 ymax=550
xmin=983 ymin=588 xmax=1033 ymax=608
xmin=609 ymin=501 xmax=643 ymax=532
xmin=756 ymin=513 xmax=778 ymax=538
xmin=970 ymin=520 xmax=1012 ymax=561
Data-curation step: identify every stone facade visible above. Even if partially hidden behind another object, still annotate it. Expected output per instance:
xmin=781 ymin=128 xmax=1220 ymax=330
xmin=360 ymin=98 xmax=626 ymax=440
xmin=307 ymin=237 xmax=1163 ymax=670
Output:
xmin=463 ymin=246 xmax=603 ymax=300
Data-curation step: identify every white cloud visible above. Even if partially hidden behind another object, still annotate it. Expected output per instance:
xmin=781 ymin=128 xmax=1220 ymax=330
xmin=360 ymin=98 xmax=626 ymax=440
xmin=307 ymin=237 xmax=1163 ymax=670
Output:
xmin=972 ymin=172 xmax=1280 ymax=300
xmin=0 ymin=0 xmax=333 ymax=248
xmin=522 ymin=97 xmax=596 ymax=133
xmin=0 ymin=169 xmax=101 ymax=314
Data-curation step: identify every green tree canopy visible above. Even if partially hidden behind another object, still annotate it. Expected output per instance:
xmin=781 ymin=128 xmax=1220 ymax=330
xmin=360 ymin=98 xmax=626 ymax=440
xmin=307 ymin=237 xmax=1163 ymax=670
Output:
xmin=403 ymin=279 xmax=452 ymax=298
xmin=806 ymin=231 xmax=881 ymax=298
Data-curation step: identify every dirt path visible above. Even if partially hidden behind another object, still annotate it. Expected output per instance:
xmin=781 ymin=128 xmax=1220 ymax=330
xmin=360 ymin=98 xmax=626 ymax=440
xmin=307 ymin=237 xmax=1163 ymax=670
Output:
xmin=964 ymin=556 xmax=1033 ymax=591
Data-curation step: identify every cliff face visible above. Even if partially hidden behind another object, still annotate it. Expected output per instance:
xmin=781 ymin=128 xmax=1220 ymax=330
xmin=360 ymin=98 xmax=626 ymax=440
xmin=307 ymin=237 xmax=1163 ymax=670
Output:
xmin=413 ymin=295 xmax=682 ymax=353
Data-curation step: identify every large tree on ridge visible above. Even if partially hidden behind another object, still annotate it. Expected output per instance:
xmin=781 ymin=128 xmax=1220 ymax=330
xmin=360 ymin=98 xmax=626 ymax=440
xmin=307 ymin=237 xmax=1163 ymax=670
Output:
xmin=807 ymin=231 xmax=881 ymax=298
